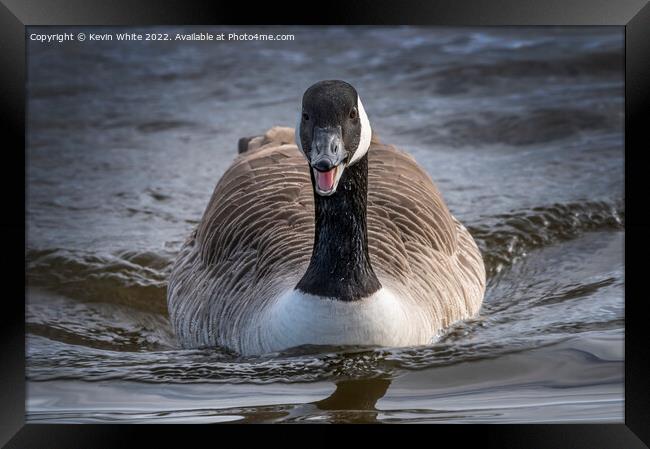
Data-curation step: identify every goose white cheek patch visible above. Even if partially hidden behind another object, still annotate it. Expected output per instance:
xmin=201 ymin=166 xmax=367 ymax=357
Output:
xmin=348 ymin=95 xmax=372 ymax=165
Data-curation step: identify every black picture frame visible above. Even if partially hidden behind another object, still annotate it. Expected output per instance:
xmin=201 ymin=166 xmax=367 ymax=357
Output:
xmin=2 ymin=0 xmax=648 ymax=446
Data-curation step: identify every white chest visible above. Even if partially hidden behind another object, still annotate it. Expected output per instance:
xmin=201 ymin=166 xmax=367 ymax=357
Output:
xmin=239 ymin=288 xmax=433 ymax=355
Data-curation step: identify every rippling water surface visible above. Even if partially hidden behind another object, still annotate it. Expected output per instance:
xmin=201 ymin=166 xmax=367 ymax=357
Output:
xmin=26 ymin=26 xmax=624 ymax=423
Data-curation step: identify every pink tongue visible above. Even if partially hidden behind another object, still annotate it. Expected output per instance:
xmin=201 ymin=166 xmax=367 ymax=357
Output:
xmin=316 ymin=168 xmax=336 ymax=191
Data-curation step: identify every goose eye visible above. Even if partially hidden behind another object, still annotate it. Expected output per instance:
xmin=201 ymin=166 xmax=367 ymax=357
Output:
xmin=349 ymin=108 xmax=358 ymax=119
xmin=302 ymin=112 xmax=309 ymax=121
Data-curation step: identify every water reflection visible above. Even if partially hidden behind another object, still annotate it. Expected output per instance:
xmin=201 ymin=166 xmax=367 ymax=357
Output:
xmin=313 ymin=377 xmax=392 ymax=423
xmin=216 ymin=377 xmax=393 ymax=423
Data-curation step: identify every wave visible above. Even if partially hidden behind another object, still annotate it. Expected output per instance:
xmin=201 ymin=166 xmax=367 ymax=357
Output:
xmin=424 ymin=51 xmax=623 ymax=96
xmin=418 ymin=107 xmax=619 ymax=147
xmin=26 ymin=328 xmax=622 ymax=384
xmin=468 ymin=200 xmax=624 ymax=279
xmin=26 ymin=248 xmax=172 ymax=314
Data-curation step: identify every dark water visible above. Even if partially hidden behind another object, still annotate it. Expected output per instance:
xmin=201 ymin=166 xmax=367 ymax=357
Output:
xmin=26 ymin=26 xmax=624 ymax=423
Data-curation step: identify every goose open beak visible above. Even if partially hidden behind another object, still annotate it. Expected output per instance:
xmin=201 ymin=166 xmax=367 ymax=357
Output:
xmin=310 ymin=126 xmax=347 ymax=196
xmin=313 ymin=164 xmax=345 ymax=196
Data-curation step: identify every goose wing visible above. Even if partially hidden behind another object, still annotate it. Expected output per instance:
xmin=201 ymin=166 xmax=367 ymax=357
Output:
xmin=168 ymin=129 xmax=314 ymax=348
xmin=366 ymin=142 xmax=486 ymax=329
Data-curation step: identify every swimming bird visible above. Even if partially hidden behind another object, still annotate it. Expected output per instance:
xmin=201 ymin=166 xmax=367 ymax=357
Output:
xmin=167 ymin=80 xmax=485 ymax=355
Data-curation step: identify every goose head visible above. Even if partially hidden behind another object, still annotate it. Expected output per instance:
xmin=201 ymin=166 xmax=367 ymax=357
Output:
xmin=295 ymin=80 xmax=372 ymax=196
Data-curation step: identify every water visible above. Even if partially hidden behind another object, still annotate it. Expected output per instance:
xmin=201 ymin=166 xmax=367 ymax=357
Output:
xmin=26 ymin=26 xmax=624 ymax=423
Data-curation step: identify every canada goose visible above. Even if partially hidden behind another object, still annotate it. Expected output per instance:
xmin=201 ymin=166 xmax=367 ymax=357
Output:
xmin=167 ymin=80 xmax=485 ymax=355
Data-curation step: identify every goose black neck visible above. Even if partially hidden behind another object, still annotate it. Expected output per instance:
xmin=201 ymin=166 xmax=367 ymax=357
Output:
xmin=296 ymin=155 xmax=382 ymax=301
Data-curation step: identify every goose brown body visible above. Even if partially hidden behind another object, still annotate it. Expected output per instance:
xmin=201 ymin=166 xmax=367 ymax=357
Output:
xmin=167 ymin=127 xmax=486 ymax=354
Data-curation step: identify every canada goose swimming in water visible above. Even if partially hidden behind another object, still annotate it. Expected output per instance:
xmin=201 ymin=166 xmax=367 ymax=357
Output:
xmin=167 ymin=80 xmax=485 ymax=355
